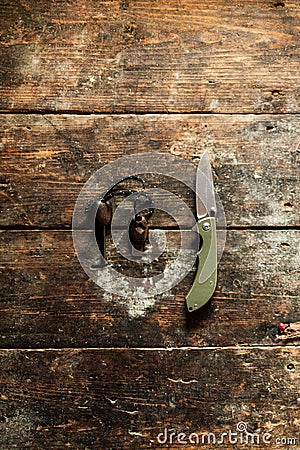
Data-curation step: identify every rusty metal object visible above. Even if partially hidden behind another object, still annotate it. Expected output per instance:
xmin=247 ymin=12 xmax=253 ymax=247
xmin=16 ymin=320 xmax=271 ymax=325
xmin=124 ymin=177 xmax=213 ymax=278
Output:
xmin=129 ymin=214 xmax=150 ymax=252
xmin=96 ymin=200 xmax=113 ymax=226
xmin=95 ymin=199 xmax=114 ymax=260
xmin=88 ymin=176 xmax=153 ymax=260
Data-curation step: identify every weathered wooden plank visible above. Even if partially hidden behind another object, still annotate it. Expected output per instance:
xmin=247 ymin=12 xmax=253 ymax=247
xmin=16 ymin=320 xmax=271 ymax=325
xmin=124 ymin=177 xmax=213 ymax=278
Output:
xmin=0 ymin=0 xmax=299 ymax=113
xmin=1 ymin=229 xmax=299 ymax=348
xmin=0 ymin=348 xmax=298 ymax=449
xmin=1 ymin=114 xmax=299 ymax=228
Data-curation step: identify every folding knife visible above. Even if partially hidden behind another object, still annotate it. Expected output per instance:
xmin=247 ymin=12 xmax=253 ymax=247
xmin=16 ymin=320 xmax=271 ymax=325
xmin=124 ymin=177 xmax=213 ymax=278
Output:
xmin=186 ymin=151 xmax=217 ymax=312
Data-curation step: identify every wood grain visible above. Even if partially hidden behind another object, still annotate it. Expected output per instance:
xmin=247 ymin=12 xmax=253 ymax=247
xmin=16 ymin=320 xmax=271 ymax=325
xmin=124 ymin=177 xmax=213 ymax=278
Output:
xmin=1 ymin=114 xmax=299 ymax=228
xmin=0 ymin=348 xmax=299 ymax=449
xmin=1 ymin=1 xmax=299 ymax=447
xmin=0 ymin=0 xmax=299 ymax=113
xmin=1 ymin=229 xmax=299 ymax=348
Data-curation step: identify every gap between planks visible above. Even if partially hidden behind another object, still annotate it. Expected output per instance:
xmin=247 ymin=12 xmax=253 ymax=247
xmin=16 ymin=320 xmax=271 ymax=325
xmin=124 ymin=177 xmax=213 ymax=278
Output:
xmin=0 ymin=110 xmax=300 ymax=116
xmin=1 ymin=225 xmax=300 ymax=231
xmin=0 ymin=345 xmax=299 ymax=352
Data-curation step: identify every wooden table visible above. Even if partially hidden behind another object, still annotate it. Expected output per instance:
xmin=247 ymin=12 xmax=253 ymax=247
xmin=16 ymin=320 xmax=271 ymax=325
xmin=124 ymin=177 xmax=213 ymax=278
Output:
xmin=0 ymin=1 xmax=299 ymax=448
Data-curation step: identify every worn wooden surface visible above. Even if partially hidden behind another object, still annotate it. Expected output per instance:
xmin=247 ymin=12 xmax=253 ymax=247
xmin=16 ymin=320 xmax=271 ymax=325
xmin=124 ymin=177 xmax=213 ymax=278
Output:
xmin=0 ymin=0 xmax=299 ymax=113
xmin=0 ymin=348 xmax=299 ymax=449
xmin=0 ymin=114 xmax=299 ymax=228
xmin=0 ymin=0 xmax=299 ymax=449
xmin=1 ymin=229 xmax=299 ymax=348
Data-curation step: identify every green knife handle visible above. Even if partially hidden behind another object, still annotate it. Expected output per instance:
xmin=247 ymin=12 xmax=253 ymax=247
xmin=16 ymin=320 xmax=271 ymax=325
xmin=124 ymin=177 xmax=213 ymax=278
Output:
xmin=186 ymin=217 xmax=217 ymax=312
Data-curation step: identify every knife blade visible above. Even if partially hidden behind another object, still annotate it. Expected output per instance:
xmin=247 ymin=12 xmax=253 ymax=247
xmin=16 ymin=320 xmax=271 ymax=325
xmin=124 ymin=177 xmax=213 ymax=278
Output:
xmin=186 ymin=151 xmax=218 ymax=312
xmin=196 ymin=150 xmax=217 ymax=219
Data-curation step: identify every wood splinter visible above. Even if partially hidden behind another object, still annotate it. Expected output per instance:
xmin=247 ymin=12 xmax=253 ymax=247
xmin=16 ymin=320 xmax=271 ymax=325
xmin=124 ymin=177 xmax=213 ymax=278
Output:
xmin=276 ymin=322 xmax=300 ymax=343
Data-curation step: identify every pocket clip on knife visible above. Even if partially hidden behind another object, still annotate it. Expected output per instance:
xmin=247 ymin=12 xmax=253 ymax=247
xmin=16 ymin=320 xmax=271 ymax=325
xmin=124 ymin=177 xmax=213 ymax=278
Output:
xmin=186 ymin=150 xmax=217 ymax=313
